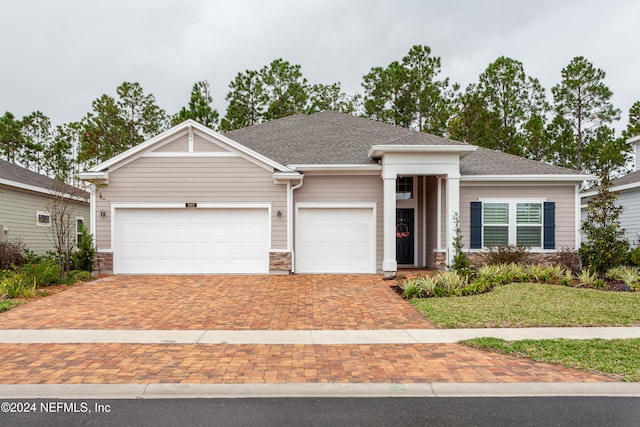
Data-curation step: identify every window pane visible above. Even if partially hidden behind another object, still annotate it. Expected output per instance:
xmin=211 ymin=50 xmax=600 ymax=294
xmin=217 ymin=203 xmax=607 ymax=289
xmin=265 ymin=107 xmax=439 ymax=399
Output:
xmin=483 ymin=203 xmax=509 ymax=224
xmin=396 ymin=177 xmax=413 ymax=200
xmin=516 ymin=203 xmax=542 ymax=224
xmin=517 ymin=226 xmax=541 ymax=247
xmin=484 ymin=226 xmax=509 ymax=246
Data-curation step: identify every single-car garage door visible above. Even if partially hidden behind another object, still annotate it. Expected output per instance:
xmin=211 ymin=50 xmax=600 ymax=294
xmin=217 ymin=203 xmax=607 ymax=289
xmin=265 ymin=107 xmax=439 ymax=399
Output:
xmin=295 ymin=206 xmax=376 ymax=273
xmin=114 ymin=208 xmax=269 ymax=274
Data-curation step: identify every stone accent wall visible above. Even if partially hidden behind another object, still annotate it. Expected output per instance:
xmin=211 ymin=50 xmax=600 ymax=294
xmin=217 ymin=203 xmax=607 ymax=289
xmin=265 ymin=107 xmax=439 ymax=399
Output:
xmin=95 ymin=252 xmax=113 ymax=274
xmin=433 ymin=250 xmax=447 ymax=271
xmin=269 ymin=251 xmax=292 ymax=274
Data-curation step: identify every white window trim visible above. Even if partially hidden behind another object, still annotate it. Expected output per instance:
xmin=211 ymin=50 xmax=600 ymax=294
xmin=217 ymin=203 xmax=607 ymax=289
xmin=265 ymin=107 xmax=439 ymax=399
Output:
xmin=477 ymin=198 xmax=547 ymax=249
xmin=36 ymin=211 xmax=51 ymax=227
xmin=76 ymin=216 xmax=85 ymax=248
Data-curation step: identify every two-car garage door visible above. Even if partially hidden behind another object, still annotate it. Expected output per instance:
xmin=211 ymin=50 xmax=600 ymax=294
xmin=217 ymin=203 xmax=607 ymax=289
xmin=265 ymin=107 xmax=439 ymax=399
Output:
xmin=114 ymin=208 xmax=269 ymax=274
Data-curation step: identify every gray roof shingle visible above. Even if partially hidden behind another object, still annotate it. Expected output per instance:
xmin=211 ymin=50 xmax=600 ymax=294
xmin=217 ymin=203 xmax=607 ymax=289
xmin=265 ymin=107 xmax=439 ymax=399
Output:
xmin=611 ymin=169 xmax=640 ymax=187
xmin=225 ymin=111 xmax=585 ymax=177
xmin=0 ymin=158 xmax=88 ymax=199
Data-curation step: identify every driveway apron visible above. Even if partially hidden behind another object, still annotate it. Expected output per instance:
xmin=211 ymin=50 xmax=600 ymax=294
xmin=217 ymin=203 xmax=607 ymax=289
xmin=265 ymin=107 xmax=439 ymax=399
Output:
xmin=0 ymin=275 xmax=614 ymax=385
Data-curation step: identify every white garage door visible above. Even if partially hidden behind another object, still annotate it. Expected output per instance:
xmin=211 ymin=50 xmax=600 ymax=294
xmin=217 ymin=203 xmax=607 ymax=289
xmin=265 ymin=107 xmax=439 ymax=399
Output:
xmin=114 ymin=208 xmax=269 ymax=274
xmin=295 ymin=207 xmax=375 ymax=273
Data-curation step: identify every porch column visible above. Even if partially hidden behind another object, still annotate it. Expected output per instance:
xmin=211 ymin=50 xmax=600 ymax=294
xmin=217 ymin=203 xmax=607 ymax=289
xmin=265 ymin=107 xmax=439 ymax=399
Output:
xmin=446 ymin=175 xmax=460 ymax=266
xmin=382 ymin=175 xmax=397 ymax=277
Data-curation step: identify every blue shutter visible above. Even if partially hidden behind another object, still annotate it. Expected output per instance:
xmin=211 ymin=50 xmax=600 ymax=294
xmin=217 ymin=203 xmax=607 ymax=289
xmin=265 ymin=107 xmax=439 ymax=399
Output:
xmin=470 ymin=202 xmax=482 ymax=249
xmin=543 ymin=202 xmax=555 ymax=249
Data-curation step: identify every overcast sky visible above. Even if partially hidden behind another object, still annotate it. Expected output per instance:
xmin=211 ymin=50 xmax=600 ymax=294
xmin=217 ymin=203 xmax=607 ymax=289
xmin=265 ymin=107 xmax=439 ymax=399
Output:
xmin=1 ymin=0 xmax=638 ymax=133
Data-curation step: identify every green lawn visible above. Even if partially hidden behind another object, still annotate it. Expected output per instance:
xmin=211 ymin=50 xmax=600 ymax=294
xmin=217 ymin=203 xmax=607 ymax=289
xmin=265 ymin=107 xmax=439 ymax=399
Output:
xmin=409 ymin=283 xmax=640 ymax=381
xmin=462 ymin=337 xmax=640 ymax=382
xmin=410 ymin=283 xmax=640 ymax=328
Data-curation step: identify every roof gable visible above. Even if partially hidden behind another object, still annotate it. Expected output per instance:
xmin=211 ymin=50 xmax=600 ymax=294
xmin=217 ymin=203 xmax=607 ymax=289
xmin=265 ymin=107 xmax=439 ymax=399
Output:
xmin=87 ymin=120 xmax=292 ymax=174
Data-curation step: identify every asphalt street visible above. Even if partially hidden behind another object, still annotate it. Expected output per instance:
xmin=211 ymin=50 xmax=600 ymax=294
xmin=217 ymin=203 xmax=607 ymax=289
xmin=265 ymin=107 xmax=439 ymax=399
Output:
xmin=1 ymin=397 xmax=639 ymax=427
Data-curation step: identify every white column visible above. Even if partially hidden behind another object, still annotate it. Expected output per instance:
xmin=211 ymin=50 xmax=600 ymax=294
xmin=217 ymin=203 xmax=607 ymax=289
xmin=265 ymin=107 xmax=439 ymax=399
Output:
xmin=382 ymin=175 xmax=397 ymax=276
xmin=446 ymin=176 xmax=460 ymax=267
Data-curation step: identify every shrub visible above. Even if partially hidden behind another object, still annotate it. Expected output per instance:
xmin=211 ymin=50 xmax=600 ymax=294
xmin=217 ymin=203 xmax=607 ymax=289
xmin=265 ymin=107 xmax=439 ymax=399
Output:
xmin=577 ymin=269 xmax=599 ymax=288
xmin=0 ymin=272 xmax=36 ymax=298
xmin=606 ymin=266 xmax=639 ymax=291
xmin=459 ymin=277 xmax=495 ymax=296
xmin=449 ymin=212 xmax=472 ymax=277
xmin=628 ymin=248 xmax=640 ymax=267
xmin=559 ymin=269 xmax=574 ymax=286
xmin=553 ymin=247 xmax=581 ymax=272
xmin=436 ymin=271 xmax=468 ymax=296
xmin=0 ymin=239 xmax=25 ymax=270
xmin=399 ymin=281 xmax=422 ymax=299
xmin=483 ymin=245 xmax=530 ymax=265
xmin=19 ymin=259 xmax=60 ymax=286
xmin=73 ymin=223 xmax=95 ymax=272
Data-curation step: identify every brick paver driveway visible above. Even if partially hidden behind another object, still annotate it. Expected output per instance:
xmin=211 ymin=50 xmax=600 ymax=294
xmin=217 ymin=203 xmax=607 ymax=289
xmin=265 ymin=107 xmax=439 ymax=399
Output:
xmin=0 ymin=274 xmax=431 ymax=330
xmin=0 ymin=275 xmax=614 ymax=384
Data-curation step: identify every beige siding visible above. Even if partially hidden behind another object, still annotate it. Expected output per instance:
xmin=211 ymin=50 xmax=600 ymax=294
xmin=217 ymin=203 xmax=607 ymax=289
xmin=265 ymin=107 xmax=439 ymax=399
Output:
xmin=460 ymin=184 xmax=577 ymax=249
xmin=95 ymin=156 xmax=287 ymax=250
xmin=152 ymin=134 xmax=189 ymax=152
xmin=294 ymin=174 xmax=383 ymax=271
xmin=0 ymin=185 xmax=90 ymax=255
xmin=193 ymin=133 xmax=228 ymax=152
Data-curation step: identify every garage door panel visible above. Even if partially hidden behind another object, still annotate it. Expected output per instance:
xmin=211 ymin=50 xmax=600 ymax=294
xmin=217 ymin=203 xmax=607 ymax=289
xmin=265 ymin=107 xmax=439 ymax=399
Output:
xmin=114 ymin=208 xmax=269 ymax=274
xmin=296 ymin=207 xmax=375 ymax=273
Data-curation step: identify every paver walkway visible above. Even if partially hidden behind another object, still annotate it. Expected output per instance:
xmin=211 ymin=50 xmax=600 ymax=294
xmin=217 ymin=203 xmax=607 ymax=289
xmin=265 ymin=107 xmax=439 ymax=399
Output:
xmin=0 ymin=275 xmax=620 ymax=387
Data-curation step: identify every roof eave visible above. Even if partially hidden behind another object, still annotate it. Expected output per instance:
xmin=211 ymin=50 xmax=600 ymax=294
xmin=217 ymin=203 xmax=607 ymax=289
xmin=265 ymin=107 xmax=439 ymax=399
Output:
xmin=368 ymin=144 xmax=477 ymax=159
xmin=461 ymin=174 xmax=594 ymax=182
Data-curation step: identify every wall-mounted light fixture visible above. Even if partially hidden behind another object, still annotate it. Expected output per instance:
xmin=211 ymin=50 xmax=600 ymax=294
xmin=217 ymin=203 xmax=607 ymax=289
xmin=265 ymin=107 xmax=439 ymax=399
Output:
xmin=100 ymin=210 xmax=106 ymax=217
xmin=277 ymin=210 xmax=283 ymax=218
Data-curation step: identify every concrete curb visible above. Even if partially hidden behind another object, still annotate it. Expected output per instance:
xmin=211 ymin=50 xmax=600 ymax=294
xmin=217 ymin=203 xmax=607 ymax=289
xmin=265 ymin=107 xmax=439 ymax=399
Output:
xmin=0 ymin=383 xmax=638 ymax=399
xmin=0 ymin=327 xmax=639 ymax=344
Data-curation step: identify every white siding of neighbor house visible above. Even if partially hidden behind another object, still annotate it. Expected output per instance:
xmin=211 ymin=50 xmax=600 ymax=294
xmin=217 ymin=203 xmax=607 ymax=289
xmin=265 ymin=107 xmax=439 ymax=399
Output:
xmin=94 ymin=156 xmax=287 ymax=251
xmin=0 ymin=185 xmax=90 ymax=255
xmin=293 ymin=174 xmax=384 ymax=271
xmin=460 ymin=184 xmax=578 ymax=249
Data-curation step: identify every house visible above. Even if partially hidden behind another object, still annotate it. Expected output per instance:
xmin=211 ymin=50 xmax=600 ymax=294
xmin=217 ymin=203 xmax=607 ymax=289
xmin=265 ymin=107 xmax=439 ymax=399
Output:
xmin=581 ymin=134 xmax=640 ymax=248
xmin=79 ymin=111 xmax=588 ymax=276
xmin=0 ymin=159 xmax=90 ymax=255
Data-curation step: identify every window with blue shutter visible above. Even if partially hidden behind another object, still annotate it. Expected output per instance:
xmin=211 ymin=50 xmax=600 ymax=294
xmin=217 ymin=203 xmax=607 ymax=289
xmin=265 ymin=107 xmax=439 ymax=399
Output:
xmin=543 ymin=202 xmax=555 ymax=249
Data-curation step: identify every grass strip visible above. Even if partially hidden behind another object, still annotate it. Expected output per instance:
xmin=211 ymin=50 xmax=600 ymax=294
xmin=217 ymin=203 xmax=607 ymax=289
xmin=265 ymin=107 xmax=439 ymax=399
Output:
xmin=461 ymin=337 xmax=640 ymax=382
xmin=0 ymin=300 xmax=22 ymax=313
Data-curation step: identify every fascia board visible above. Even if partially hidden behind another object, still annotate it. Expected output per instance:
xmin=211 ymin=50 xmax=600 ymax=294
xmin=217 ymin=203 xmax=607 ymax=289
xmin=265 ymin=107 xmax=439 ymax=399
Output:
xmin=581 ymin=180 xmax=640 ymax=198
xmin=0 ymin=178 xmax=88 ymax=202
xmin=288 ymin=164 xmax=382 ymax=172
xmin=627 ymin=134 xmax=640 ymax=144
xmin=461 ymin=174 xmax=593 ymax=183
xmin=368 ymin=144 xmax=477 ymax=158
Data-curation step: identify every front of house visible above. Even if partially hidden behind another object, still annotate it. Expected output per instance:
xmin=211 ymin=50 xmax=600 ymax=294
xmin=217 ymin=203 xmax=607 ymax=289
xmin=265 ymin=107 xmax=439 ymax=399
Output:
xmin=80 ymin=111 xmax=587 ymax=276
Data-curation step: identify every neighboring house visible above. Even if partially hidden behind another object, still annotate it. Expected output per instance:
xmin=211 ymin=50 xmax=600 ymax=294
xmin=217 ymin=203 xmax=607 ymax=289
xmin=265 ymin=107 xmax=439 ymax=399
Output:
xmin=79 ymin=111 xmax=588 ymax=276
xmin=581 ymin=134 xmax=640 ymax=248
xmin=0 ymin=159 xmax=90 ymax=255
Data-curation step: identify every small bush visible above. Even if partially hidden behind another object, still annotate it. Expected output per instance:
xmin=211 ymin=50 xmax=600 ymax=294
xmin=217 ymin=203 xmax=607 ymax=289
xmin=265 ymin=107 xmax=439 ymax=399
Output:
xmin=73 ymin=223 xmax=95 ymax=272
xmin=483 ymin=245 xmax=530 ymax=265
xmin=436 ymin=271 xmax=468 ymax=296
xmin=577 ymin=269 xmax=599 ymax=288
xmin=628 ymin=248 xmax=640 ymax=267
xmin=552 ymin=247 xmax=581 ymax=272
xmin=19 ymin=259 xmax=60 ymax=286
xmin=606 ymin=266 xmax=639 ymax=291
xmin=399 ymin=281 xmax=422 ymax=299
xmin=459 ymin=277 xmax=495 ymax=296
xmin=0 ymin=272 xmax=36 ymax=298
xmin=0 ymin=239 xmax=25 ymax=270
xmin=559 ymin=269 xmax=574 ymax=286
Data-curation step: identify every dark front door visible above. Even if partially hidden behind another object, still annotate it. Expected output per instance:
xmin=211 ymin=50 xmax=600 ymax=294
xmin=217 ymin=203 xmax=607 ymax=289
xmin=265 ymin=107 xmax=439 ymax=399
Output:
xmin=396 ymin=209 xmax=414 ymax=265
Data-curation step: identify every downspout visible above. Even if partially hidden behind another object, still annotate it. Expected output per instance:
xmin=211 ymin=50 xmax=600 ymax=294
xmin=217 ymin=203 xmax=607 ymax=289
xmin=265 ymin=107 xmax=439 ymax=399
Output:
xmin=288 ymin=175 xmax=305 ymax=273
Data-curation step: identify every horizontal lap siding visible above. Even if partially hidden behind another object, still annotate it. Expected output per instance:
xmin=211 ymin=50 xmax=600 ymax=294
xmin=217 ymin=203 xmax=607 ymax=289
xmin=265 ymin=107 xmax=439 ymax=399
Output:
xmin=96 ymin=157 xmax=287 ymax=250
xmin=294 ymin=174 xmax=383 ymax=272
xmin=616 ymin=190 xmax=640 ymax=248
xmin=152 ymin=134 xmax=189 ymax=152
xmin=0 ymin=186 xmax=89 ymax=255
xmin=460 ymin=185 xmax=577 ymax=249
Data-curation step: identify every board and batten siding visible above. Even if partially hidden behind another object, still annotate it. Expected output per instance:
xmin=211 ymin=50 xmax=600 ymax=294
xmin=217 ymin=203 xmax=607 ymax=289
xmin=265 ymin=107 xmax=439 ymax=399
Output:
xmin=460 ymin=184 xmax=578 ymax=249
xmin=0 ymin=185 xmax=89 ymax=255
xmin=293 ymin=174 xmax=383 ymax=272
xmin=94 ymin=156 xmax=287 ymax=250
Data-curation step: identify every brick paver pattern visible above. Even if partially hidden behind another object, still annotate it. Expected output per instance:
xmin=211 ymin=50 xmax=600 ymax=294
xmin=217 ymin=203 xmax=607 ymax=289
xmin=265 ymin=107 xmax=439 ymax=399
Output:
xmin=0 ymin=343 xmax=611 ymax=384
xmin=0 ymin=275 xmax=430 ymax=330
xmin=0 ymin=275 xmax=617 ymax=384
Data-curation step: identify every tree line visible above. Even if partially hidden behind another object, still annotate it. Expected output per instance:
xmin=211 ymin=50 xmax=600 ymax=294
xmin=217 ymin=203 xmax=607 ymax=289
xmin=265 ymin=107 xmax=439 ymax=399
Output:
xmin=1 ymin=45 xmax=639 ymax=185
